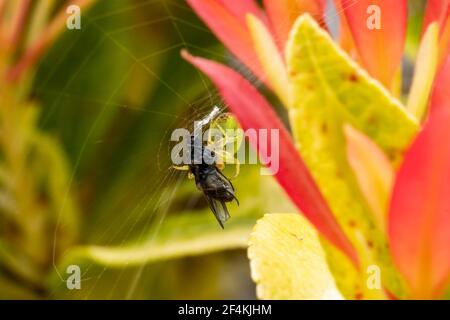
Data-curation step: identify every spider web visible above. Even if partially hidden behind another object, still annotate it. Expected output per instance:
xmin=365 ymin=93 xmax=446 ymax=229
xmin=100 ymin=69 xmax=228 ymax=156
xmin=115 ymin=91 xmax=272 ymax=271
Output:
xmin=30 ymin=0 xmax=355 ymax=299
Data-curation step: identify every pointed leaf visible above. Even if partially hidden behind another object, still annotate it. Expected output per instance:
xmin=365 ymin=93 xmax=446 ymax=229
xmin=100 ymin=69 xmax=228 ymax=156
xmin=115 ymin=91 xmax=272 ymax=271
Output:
xmin=424 ymin=0 xmax=450 ymax=66
xmin=181 ymin=50 xmax=358 ymax=265
xmin=246 ymin=14 xmax=290 ymax=105
xmin=340 ymin=0 xmax=407 ymax=88
xmin=344 ymin=125 xmax=394 ymax=232
xmin=217 ymin=0 xmax=265 ymax=25
xmin=333 ymin=0 xmax=356 ymax=54
xmin=388 ymin=107 xmax=450 ymax=299
xmin=263 ymin=0 xmax=325 ymax=50
xmin=248 ymin=213 xmax=342 ymax=299
xmin=286 ymin=14 xmax=415 ymax=299
xmin=440 ymin=18 xmax=450 ymax=65
xmin=287 ymin=14 xmax=418 ymax=168
xmin=186 ymin=0 xmax=265 ymax=82
xmin=407 ymin=22 xmax=439 ymax=121
xmin=430 ymin=57 xmax=450 ymax=114
xmin=424 ymin=0 xmax=450 ymax=28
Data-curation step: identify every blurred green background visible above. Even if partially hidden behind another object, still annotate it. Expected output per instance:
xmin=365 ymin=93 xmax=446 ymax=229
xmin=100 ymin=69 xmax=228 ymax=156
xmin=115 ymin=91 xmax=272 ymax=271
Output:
xmin=0 ymin=0 xmax=292 ymax=299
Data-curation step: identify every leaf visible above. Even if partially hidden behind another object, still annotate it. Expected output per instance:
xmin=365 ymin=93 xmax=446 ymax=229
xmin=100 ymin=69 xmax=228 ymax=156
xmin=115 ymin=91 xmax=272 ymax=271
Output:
xmin=56 ymin=167 xmax=295 ymax=270
xmin=344 ymin=125 xmax=394 ymax=232
xmin=423 ymin=0 xmax=450 ymax=65
xmin=246 ymin=14 xmax=290 ymax=105
xmin=217 ymin=0 xmax=264 ymax=25
xmin=186 ymin=0 xmax=265 ymax=81
xmin=339 ymin=0 xmax=407 ymax=88
xmin=424 ymin=0 xmax=450 ymax=29
xmin=333 ymin=0 xmax=356 ymax=54
xmin=439 ymin=20 xmax=450 ymax=67
xmin=430 ymin=57 xmax=450 ymax=114
xmin=263 ymin=0 xmax=325 ymax=50
xmin=287 ymin=15 xmax=418 ymax=165
xmin=389 ymin=59 xmax=450 ymax=299
xmin=0 ymin=95 xmax=80 ymax=293
xmin=182 ymin=50 xmax=358 ymax=265
xmin=407 ymin=22 xmax=439 ymax=121
xmin=60 ymin=210 xmax=256 ymax=268
xmin=286 ymin=14 xmax=416 ymax=298
xmin=30 ymin=131 xmax=80 ymax=252
xmin=0 ymin=273 xmax=39 ymax=299
xmin=248 ymin=213 xmax=342 ymax=300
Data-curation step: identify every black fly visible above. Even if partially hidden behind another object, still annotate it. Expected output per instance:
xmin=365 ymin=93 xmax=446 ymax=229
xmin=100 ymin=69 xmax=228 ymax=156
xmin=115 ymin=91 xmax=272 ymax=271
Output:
xmin=174 ymin=107 xmax=239 ymax=228
xmin=188 ymin=136 xmax=239 ymax=228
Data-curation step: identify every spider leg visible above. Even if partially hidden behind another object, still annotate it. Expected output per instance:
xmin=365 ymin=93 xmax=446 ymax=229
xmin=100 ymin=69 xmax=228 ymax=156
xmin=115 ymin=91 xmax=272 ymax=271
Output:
xmin=171 ymin=165 xmax=189 ymax=171
xmin=214 ymin=150 xmax=240 ymax=179
xmin=208 ymin=134 xmax=241 ymax=153
xmin=216 ymin=162 xmax=225 ymax=170
xmin=172 ymin=165 xmax=194 ymax=179
xmin=231 ymin=159 xmax=240 ymax=178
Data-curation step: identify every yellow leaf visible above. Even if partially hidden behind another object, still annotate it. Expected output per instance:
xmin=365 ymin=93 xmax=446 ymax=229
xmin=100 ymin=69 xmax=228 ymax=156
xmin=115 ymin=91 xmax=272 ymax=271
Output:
xmin=248 ymin=213 xmax=342 ymax=300
xmin=285 ymin=14 xmax=413 ymax=299
xmin=344 ymin=125 xmax=394 ymax=232
xmin=407 ymin=22 xmax=439 ymax=121
xmin=246 ymin=14 xmax=290 ymax=106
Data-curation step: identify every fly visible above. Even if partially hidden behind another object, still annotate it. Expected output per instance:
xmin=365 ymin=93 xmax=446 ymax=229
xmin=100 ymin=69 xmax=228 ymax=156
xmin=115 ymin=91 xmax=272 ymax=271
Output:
xmin=173 ymin=106 xmax=240 ymax=228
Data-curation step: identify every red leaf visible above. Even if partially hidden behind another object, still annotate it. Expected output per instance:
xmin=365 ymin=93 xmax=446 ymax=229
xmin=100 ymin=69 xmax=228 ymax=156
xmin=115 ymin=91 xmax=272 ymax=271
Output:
xmin=217 ymin=0 xmax=265 ymax=25
xmin=340 ymin=0 xmax=407 ymax=88
xmin=186 ymin=0 xmax=265 ymax=82
xmin=333 ymin=0 xmax=356 ymax=54
xmin=388 ymin=59 xmax=450 ymax=298
xmin=263 ymin=0 xmax=326 ymax=51
xmin=442 ymin=20 xmax=450 ymax=65
xmin=182 ymin=50 xmax=359 ymax=266
xmin=423 ymin=0 xmax=450 ymax=66
xmin=423 ymin=0 xmax=450 ymax=30
xmin=430 ymin=57 xmax=450 ymax=113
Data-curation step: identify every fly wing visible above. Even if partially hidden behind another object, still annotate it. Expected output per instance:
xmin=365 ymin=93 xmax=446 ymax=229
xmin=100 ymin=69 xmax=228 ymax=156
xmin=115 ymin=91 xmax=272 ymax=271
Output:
xmin=203 ymin=168 xmax=238 ymax=204
xmin=204 ymin=195 xmax=231 ymax=229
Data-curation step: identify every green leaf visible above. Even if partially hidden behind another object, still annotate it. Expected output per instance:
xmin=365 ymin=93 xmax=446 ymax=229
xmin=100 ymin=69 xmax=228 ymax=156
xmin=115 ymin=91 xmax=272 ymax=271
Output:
xmin=55 ymin=166 xmax=296 ymax=272
xmin=0 ymin=273 xmax=39 ymax=299
xmin=285 ymin=14 xmax=417 ymax=299
xmin=59 ymin=209 xmax=256 ymax=268
xmin=248 ymin=213 xmax=342 ymax=300
xmin=0 ymin=100 xmax=80 ymax=296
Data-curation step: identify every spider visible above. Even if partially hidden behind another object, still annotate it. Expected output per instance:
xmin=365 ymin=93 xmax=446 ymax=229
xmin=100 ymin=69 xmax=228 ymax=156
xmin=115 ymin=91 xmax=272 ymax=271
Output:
xmin=172 ymin=106 xmax=241 ymax=228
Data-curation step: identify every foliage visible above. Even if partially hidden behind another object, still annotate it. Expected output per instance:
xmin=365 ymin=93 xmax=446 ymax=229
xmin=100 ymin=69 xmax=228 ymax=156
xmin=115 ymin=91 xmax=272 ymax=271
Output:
xmin=1 ymin=0 xmax=298 ymax=299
